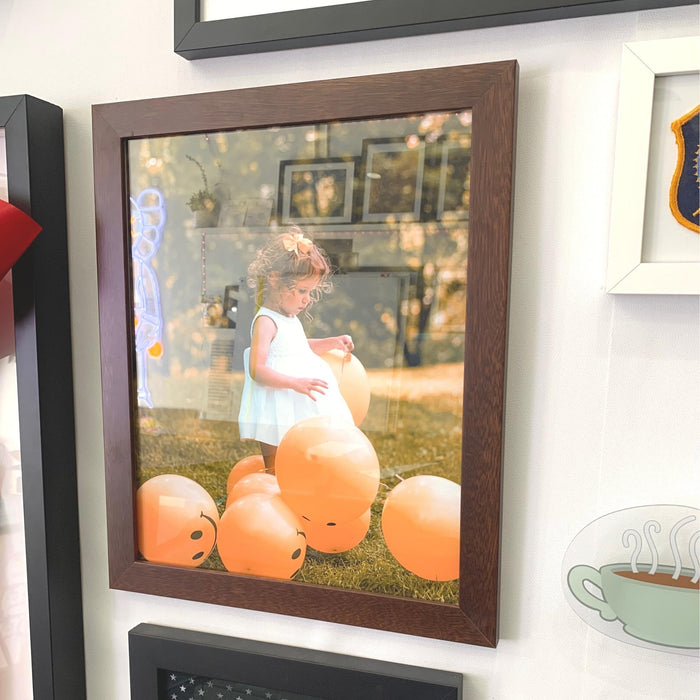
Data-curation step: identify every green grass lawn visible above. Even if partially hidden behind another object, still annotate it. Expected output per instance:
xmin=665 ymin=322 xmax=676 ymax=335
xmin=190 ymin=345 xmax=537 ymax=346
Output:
xmin=136 ymin=369 xmax=462 ymax=605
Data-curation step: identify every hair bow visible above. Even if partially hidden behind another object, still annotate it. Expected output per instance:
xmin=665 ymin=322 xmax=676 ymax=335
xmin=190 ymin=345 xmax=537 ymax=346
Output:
xmin=282 ymin=232 xmax=313 ymax=256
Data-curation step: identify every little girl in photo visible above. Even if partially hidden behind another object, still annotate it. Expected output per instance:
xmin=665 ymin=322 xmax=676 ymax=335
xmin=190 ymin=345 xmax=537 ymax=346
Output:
xmin=238 ymin=228 xmax=354 ymax=472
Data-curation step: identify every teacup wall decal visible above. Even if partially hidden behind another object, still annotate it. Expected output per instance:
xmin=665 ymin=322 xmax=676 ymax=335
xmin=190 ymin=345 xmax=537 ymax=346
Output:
xmin=562 ymin=505 xmax=699 ymax=655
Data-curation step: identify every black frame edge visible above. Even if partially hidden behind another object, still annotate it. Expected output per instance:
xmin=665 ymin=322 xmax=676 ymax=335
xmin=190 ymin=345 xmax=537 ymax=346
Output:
xmin=129 ymin=623 xmax=463 ymax=700
xmin=2 ymin=93 xmax=86 ymax=700
xmin=173 ymin=0 xmax=697 ymax=59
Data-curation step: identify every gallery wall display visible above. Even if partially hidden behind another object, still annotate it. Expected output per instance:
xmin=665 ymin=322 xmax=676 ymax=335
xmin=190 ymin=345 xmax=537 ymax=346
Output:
xmin=129 ymin=623 xmax=463 ymax=699
xmin=92 ymin=61 xmax=517 ymax=646
xmin=607 ymin=35 xmax=700 ymax=294
xmin=563 ymin=504 xmax=699 ymax=656
xmin=0 ymin=95 xmax=85 ymax=699
xmin=174 ymin=0 xmax=698 ymax=59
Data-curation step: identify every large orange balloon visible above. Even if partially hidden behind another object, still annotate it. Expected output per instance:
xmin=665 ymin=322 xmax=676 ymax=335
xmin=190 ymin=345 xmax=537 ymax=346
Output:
xmin=217 ymin=493 xmax=306 ymax=579
xmin=225 ymin=472 xmax=280 ymax=509
xmin=381 ymin=475 xmax=460 ymax=581
xmin=136 ymin=474 xmax=219 ymax=567
xmin=276 ymin=415 xmax=380 ymax=525
xmin=226 ymin=454 xmax=265 ymax=493
xmin=306 ymin=508 xmax=371 ymax=553
xmin=320 ymin=350 xmax=370 ymax=426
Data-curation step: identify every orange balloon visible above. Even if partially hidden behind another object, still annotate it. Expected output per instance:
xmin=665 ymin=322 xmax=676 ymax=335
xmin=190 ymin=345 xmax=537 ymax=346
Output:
xmin=136 ymin=474 xmax=219 ymax=567
xmin=306 ymin=508 xmax=371 ymax=553
xmin=276 ymin=415 xmax=380 ymax=525
xmin=381 ymin=475 xmax=460 ymax=581
xmin=226 ymin=454 xmax=265 ymax=493
xmin=320 ymin=350 xmax=370 ymax=426
xmin=226 ymin=472 xmax=280 ymax=509
xmin=217 ymin=493 xmax=306 ymax=579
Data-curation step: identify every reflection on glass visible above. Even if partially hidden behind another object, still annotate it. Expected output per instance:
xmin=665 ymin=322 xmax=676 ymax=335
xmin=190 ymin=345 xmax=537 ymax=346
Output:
xmin=127 ymin=111 xmax=471 ymax=605
xmin=0 ymin=127 xmax=34 ymax=698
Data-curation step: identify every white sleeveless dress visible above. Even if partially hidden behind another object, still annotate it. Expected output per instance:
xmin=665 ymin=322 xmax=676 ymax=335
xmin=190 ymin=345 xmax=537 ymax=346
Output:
xmin=238 ymin=307 xmax=353 ymax=445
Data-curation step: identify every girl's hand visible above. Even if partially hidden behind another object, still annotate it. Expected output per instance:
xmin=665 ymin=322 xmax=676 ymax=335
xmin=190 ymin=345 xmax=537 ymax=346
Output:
xmin=291 ymin=376 xmax=329 ymax=400
xmin=334 ymin=335 xmax=354 ymax=353
xmin=307 ymin=334 xmax=354 ymax=356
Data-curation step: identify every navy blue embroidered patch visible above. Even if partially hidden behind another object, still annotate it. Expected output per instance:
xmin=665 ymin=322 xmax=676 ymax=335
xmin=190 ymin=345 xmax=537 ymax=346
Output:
xmin=670 ymin=105 xmax=700 ymax=233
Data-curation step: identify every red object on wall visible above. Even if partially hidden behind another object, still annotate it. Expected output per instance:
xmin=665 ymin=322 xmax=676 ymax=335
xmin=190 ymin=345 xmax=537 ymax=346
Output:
xmin=0 ymin=198 xmax=42 ymax=279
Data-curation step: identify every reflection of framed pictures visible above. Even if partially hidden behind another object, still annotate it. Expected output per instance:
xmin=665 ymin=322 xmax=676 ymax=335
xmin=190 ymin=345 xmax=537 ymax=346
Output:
xmin=222 ymin=284 xmax=239 ymax=328
xmin=129 ymin=624 xmax=462 ymax=700
xmin=244 ymin=197 xmax=274 ymax=226
xmin=607 ymin=36 xmax=700 ymax=294
xmin=92 ymin=62 xmax=517 ymax=646
xmin=278 ymin=158 xmax=355 ymax=224
xmin=437 ymin=139 xmax=471 ymax=221
xmin=306 ymin=267 xmax=414 ymax=434
xmin=219 ymin=197 xmax=275 ymax=227
xmin=1 ymin=95 xmax=85 ymax=698
xmin=360 ymin=137 xmax=425 ymax=222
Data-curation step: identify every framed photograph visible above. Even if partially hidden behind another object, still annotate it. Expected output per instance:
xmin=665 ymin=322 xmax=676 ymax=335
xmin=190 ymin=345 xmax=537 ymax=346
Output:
xmin=129 ymin=623 xmax=463 ymax=700
xmin=174 ymin=0 xmax=696 ymax=59
xmin=606 ymin=36 xmax=700 ymax=294
xmin=278 ymin=158 xmax=355 ymax=224
xmin=360 ymin=137 xmax=425 ymax=223
xmin=0 ymin=95 xmax=85 ymax=699
xmin=92 ymin=61 xmax=517 ymax=646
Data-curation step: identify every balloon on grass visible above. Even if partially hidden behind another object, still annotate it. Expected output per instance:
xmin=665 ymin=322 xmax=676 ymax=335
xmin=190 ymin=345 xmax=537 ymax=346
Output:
xmin=136 ymin=474 xmax=219 ymax=567
xmin=275 ymin=415 xmax=380 ymax=525
xmin=225 ymin=472 xmax=280 ymax=509
xmin=306 ymin=508 xmax=371 ymax=553
xmin=217 ymin=493 xmax=307 ymax=579
xmin=381 ymin=475 xmax=460 ymax=581
xmin=320 ymin=349 xmax=370 ymax=426
xmin=226 ymin=454 xmax=265 ymax=493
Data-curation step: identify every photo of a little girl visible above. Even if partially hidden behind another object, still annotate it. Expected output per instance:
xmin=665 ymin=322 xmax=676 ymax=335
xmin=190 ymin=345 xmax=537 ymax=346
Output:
xmin=129 ymin=113 xmax=470 ymax=606
xmin=238 ymin=228 xmax=355 ymax=473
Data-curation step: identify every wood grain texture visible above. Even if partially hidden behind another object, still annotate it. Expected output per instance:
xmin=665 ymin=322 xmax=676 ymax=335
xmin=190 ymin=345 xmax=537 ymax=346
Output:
xmin=92 ymin=62 xmax=518 ymax=645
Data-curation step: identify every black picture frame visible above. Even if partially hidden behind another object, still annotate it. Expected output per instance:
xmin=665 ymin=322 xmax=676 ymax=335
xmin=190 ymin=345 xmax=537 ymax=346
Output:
xmin=129 ymin=623 xmax=463 ymax=700
xmin=278 ymin=157 xmax=356 ymax=225
xmin=174 ymin=0 xmax=695 ymax=59
xmin=0 ymin=95 xmax=85 ymax=698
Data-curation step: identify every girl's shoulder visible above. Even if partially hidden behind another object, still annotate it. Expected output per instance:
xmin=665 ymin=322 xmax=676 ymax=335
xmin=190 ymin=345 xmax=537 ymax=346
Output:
xmin=255 ymin=306 xmax=286 ymax=322
xmin=252 ymin=306 xmax=294 ymax=332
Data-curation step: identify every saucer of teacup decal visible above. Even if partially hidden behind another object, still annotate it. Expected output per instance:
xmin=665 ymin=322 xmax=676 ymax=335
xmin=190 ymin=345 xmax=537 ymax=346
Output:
xmin=562 ymin=504 xmax=699 ymax=656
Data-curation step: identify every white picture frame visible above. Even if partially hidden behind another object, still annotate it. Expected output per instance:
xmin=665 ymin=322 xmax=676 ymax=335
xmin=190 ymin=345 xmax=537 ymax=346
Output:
xmin=606 ymin=36 xmax=700 ymax=295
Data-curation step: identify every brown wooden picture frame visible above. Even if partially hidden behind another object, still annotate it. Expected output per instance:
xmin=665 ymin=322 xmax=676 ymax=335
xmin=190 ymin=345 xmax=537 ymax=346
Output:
xmin=92 ymin=61 xmax=517 ymax=646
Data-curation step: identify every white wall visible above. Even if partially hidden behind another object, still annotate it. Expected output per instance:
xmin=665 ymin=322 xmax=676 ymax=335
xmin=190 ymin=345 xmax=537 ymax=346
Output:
xmin=1 ymin=3 xmax=698 ymax=698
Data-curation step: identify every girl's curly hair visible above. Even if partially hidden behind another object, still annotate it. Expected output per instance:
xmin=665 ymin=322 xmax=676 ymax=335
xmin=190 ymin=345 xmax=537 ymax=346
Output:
xmin=246 ymin=227 xmax=332 ymax=310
